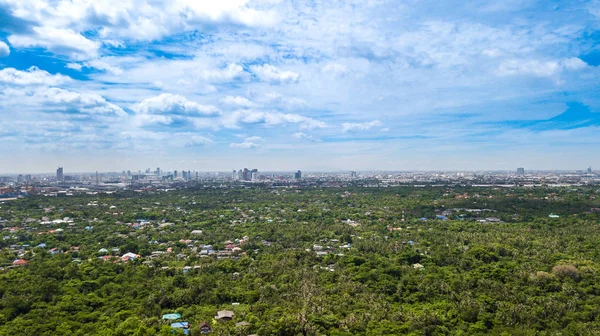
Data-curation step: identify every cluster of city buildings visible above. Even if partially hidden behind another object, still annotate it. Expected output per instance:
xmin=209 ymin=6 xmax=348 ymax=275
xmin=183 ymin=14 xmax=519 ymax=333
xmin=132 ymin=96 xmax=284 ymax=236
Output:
xmin=1 ymin=166 xmax=600 ymax=200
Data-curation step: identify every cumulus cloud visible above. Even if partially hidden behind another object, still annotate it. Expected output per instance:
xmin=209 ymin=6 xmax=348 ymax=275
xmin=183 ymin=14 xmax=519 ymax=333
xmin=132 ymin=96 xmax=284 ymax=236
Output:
xmin=258 ymin=92 xmax=306 ymax=110
xmin=8 ymin=27 xmax=101 ymax=60
xmin=0 ymin=42 xmax=9 ymax=57
xmin=223 ymin=109 xmax=326 ymax=129
xmin=199 ymin=63 xmax=249 ymax=82
xmin=0 ymin=0 xmax=279 ymax=59
xmin=0 ymin=67 xmax=71 ymax=86
xmin=34 ymin=87 xmax=126 ymax=116
xmin=293 ymin=132 xmax=321 ymax=142
xmin=67 ymin=59 xmax=124 ymax=75
xmin=221 ymin=96 xmax=256 ymax=108
xmin=250 ymin=64 xmax=300 ymax=83
xmin=134 ymin=94 xmax=221 ymax=116
xmin=228 ymin=135 xmax=264 ymax=148
xmin=229 ymin=141 xmax=261 ymax=149
xmin=342 ymin=120 xmax=383 ymax=132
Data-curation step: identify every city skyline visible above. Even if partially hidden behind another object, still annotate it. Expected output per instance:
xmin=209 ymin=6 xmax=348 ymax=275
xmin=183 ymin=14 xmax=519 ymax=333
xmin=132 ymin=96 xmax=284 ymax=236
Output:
xmin=1 ymin=1 xmax=600 ymax=172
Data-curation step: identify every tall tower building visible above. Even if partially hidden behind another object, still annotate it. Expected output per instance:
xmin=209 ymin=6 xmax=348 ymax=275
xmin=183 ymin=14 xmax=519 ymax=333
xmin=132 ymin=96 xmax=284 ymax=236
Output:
xmin=295 ymin=170 xmax=302 ymax=179
xmin=517 ymin=167 xmax=525 ymax=176
xmin=56 ymin=167 xmax=64 ymax=182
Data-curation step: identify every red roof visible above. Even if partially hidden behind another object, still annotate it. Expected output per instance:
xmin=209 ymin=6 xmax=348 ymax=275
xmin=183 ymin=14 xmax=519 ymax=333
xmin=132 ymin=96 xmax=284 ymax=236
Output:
xmin=13 ymin=259 xmax=28 ymax=265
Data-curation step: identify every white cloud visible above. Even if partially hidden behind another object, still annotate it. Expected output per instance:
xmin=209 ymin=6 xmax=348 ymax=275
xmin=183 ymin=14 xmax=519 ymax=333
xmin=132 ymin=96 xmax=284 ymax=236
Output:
xmin=66 ymin=63 xmax=83 ymax=71
xmin=34 ymin=87 xmax=126 ymax=116
xmin=0 ymin=42 xmax=9 ymax=57
xmin=342 ymin=120 xmax=383 ymax=132
xmin=223 ymin=109 xmax=326 ymax=129
xmin=250 ymin=64 xmax=300 ymax=83
xmin=497 ymin=58 xmax=588 ymax=77
xmin=322 ymin=63 xmax=348 ymax=75
xmin=120 ymin=130 xmax=213 ymax=147
xmin=1 ymin=0 xmax=279 ymax=59
xmin=258 ymin=92 xmax=306 ymax=110
xmin=66 ymin=60 xmax=123 ymax=74
xmin=199 ymin=63 xmax=248 ymax=82
xmin=8 ymin=27 xmax=101 ymax=60
xmin=244 ymin=136 xmax=263 ymax=142
xmin=134 ymin=94 xmax=221 ymax=116
xmin=229 ymin=141 xmax=261 ymax=149
xmin=221 ymin=96 xmax=256 ymax=108
xmin=0 ymin=67 xmax=71 ymax=86
xmin=293 ymin=132 xmax=321 ymax=142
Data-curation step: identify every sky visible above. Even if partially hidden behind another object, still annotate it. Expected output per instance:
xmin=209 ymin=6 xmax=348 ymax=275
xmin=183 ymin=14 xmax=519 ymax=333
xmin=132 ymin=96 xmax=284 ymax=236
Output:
xmin=1 ymin=0 xmax=600 ymax=173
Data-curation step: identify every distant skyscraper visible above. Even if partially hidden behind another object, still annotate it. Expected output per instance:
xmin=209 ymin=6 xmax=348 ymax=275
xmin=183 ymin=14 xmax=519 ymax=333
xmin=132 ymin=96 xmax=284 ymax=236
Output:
xmin=295 ymin=170 xmax=302 ymax=179
xmin=17 ymin=174 xmax=23 ymax=183
xmin=517 ymin=167 xmax=525 ymax=176
xmin=56 ymin=167 xmax=64 ymax=182
xmin=174 ymin=170 xmax=178 ymax=178
xmin=156 ymin=167 xmax=161 ymax=176
xmin=232 ymin=170 xmax=237 ymax=179
xmin=351 ymin=171 xmax=357 ymax=179
xmin=587 ymin=167 xmax=592 ymax=173
xmin=188 ymin=171 xmax=191 ymax=180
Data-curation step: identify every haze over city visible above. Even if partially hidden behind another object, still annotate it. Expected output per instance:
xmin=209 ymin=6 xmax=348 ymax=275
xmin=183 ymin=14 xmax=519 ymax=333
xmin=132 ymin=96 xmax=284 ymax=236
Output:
xmin=1 ymin=0 xmax=600 ymax=172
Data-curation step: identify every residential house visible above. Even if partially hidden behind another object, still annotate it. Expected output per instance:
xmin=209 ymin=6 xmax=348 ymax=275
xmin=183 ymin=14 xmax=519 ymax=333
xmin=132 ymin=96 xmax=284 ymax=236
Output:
xmin=214 ymin=310 xmax=234 ymax=321
xmin=198 ymin=321 xmax=211 ymax=333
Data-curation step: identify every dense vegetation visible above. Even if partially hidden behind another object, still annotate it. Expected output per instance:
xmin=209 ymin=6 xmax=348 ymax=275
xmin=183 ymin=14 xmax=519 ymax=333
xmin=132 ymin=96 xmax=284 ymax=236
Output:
xmin=1 ymin=185 xmax=600 ymax=335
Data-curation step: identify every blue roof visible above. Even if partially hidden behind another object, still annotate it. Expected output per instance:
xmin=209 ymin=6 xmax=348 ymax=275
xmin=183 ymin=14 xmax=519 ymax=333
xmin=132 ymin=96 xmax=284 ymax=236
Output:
xmin=171 ymin=322 xmax=189 ymax=334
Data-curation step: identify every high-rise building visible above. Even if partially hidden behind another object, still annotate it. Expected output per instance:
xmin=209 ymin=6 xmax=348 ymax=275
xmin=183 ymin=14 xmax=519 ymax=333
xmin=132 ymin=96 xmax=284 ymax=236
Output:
xmin=25 ymin=174 xmax=32 ymax=182
xmin=188 ymin=171 xmax=191 ymax=180
xmin=17 ymin=174 xmax=23 ymax=183
xmin=232 ymin=170 xmax=237 ymax=180
xmin=587 ymin=167 xmax=592 ymax=173
xmin=351 ymin=171 xmax=357 ymax=179
xmin=251 ymin=171 xmax=258 ymax=181
xmin=156 ymin=167 xmax=161 ymax=176
xmin=517 ymin=167 xmax=525 ymax=176
xmin=174 ymin=170 xmax=178 ymax=178
xmin=295 ymin=170 xmax=302 ymax=179
xmin=182 ymin=171 xmax=188 ymax=180
xmin=56 ymin=167 xmax=64 ymax=182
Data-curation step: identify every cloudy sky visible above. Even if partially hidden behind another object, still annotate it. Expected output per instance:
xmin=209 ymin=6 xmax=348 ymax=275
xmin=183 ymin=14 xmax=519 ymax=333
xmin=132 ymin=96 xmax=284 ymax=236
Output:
xmin=1 ymin=0 xmax=600 ymax=173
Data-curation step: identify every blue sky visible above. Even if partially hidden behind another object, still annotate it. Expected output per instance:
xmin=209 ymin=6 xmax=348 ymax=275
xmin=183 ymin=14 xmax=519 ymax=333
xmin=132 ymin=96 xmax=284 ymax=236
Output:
xmin=0 ymin=0 xmax=600 ymax=173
